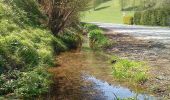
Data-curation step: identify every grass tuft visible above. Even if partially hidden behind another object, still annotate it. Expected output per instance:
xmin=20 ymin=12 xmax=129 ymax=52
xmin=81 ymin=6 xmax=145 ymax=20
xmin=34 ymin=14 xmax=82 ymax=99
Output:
xmin=111 ymin=56 xmax=149 ymax=83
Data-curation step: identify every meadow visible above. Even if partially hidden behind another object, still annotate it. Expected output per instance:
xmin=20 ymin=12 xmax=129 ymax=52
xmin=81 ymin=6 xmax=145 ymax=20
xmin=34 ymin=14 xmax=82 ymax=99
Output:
xmin=82 ymin=0 xmax=134 ymax=23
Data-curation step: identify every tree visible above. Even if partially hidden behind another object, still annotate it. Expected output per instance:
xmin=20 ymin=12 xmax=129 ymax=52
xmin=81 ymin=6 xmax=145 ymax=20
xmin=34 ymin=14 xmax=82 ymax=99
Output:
xmin=39 ymin=0 xmax=90 ymax=36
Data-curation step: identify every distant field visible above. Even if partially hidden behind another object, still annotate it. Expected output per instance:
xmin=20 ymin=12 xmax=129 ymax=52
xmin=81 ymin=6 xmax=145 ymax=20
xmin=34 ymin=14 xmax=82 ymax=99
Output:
xmin=82 ymin=0 xmax=134 ymax=24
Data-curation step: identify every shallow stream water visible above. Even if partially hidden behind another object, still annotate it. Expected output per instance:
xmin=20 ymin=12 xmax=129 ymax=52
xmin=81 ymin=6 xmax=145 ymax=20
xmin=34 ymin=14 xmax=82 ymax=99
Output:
xmin=39 ymin=46 xmax=158 ymax=100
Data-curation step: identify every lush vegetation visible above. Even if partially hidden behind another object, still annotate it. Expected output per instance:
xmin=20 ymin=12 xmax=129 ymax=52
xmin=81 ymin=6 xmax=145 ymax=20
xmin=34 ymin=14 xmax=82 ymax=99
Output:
xmin=110 ymin=56 xmax=149 ymax=83
xmin=121 ymin=0 xmax=170 ymax=26
xmin=120 ymin=0 xmax=170 ymax=11
xmin=83 ymin=24 xmax=111 ymax=49
xmin=0 ymin=0 xmax=88 ymax=98
xmin=134 ymin=8 xmax=170 ymax=26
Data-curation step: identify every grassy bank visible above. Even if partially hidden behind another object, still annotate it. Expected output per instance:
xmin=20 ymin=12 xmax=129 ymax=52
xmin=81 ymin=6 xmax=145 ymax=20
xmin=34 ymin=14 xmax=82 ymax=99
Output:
xmin=82 ymin=0 xmax=134 ymax=23
xmin=83 ymin=23 xmax=149 ymax=85
xmin=0 ymin=0 xmax=80 ymax=99
xmin=82 ymin=23 xmax=112 ymax=49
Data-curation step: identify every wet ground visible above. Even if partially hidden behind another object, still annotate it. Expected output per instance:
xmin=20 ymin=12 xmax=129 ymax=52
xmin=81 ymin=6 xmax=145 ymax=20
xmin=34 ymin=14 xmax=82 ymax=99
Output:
xmin=39 ymin=23 xmax=170 ymax=100
xmin=40 ymin=49 xmax=157 ymax=100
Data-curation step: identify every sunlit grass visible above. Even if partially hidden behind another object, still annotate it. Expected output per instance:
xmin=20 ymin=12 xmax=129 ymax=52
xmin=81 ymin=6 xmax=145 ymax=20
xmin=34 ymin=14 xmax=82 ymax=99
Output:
xmin=82 ymin=0 xmax=134 ymax=23
xmin=110 ymin=56 xmax=149 ymax=83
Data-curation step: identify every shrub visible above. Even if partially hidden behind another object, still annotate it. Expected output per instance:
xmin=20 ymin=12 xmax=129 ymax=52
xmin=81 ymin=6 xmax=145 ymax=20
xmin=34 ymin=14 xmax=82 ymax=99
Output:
xmin=58 ymin=29 xmax=82 ymax=49
xmin=84 ymin=24 xmax=99 ymax=32
xmin=0 ymin=70 xmax=21 ymax=95
xmin=134 ymin=12 xmax=141 ymax=25
xmin=15 ymin=67 xmax=52 ymax=98
xmin=111 ymin=57 xmax=149 ymax=83
xmin=0 ymin=67 xmax=51 ymax=98
xmin=88 ymin=29 xmax=111 ymax=49
xmin=123 ymin=16 xmax=134 ymax=25
xmin=134 ymin=8 xmax=170 ymax=26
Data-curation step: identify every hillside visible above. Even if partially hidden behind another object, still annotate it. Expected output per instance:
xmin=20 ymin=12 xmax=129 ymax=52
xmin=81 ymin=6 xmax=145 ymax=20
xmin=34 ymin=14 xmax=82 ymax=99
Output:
xmin=82 ymin=0 xmax=134 ymax=23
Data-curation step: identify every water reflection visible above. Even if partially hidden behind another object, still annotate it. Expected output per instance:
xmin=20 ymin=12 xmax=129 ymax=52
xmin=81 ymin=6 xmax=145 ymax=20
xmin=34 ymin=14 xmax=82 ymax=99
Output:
xmin=38 ymin=49 xmax=158 ymax=100
xmin=83 ymin=74 xmax=157 ymax=100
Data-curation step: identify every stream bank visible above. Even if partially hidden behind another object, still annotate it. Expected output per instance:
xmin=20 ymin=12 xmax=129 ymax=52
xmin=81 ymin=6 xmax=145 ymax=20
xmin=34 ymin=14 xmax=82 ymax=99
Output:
xmin=38 ymin=39 xmax=159 ymax=100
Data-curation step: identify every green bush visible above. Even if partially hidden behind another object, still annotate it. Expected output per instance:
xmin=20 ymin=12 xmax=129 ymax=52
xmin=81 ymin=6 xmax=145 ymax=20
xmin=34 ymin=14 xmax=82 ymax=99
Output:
xmin=88 ymin=29 xmax=110 ymax=49
xmin=58 ymin=29 xmax=82 ymax=49
xmin=134 ymin=12 xmax=141 ymax=25
xmin=134 ymin=8 xmax=170 ymax=26
xmin=123 ymin=16 xmax=133 ymax=25
xmin=15 ymin=67 xmax=52 ymax=98
xmin=84 ymin=24 xmax=99 ymax=32
xmin=0 ymin=67 xmax=51 ymax=98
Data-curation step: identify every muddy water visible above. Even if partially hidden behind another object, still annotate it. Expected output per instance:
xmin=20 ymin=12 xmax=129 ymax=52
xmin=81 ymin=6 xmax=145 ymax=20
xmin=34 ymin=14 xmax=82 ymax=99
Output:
xmin=39 ymin=47 xmax=157 ymax=100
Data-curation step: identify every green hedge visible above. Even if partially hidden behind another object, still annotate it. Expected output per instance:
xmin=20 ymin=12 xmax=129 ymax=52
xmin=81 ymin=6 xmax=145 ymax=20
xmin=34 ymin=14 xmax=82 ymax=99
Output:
xmin=134 ymin=8 xmax=170 ymax=26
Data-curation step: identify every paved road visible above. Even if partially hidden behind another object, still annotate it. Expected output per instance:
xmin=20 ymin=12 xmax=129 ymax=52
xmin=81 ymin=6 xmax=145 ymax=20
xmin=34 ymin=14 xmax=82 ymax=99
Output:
xmin=93 ymin=22 xmax=170 ymax=48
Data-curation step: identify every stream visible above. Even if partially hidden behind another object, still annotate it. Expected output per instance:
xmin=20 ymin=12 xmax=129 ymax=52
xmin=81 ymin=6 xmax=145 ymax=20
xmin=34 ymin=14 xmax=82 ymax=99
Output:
xmin=39 ymin=46 xmax=158 ymax=100
xmin=37 ymin=23 xmax=170 ymax=100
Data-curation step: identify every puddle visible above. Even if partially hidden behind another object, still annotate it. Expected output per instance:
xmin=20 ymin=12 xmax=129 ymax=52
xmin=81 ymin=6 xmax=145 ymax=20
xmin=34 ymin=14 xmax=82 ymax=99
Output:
xmin=83 ymin=74 xmax=157 ymax=100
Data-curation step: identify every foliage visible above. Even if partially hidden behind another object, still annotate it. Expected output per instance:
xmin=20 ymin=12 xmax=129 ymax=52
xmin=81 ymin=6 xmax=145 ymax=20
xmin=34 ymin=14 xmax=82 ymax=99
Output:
xmin=0 ymin=27 xmax=61 ymax=70
xmin=88 ymin=29 xmax=111 ymax=49
xmin=133 ymin=12 xmax=141 ymax=24
xmin=123 ymin=16 xmax=133 ymax=25
xmin=120 ymin=0 xmax=170 ymax=11
xmin=0 ymin=67 xmax=51 ymax=98
xmin=84 ymin=24 xmax=99 ymax=32
xmin=15 ymin=67 xmax=52 ymax=98
xmin=134 ymin=8 xmax=170 ymax=26
xmin=82 ymin=23 xmax=112 ymax=49
xmin=0 ymin=0 xmax=74 ymax=98
xmin=9 ymin=0 xmax=45 ymax=25
xmin=111 ymin=56 xmax=149 ymax=83
xmin=39 ymin=0 xmax=91 ymax=35
xmin=58 ymin=29 xmax=82 ymax=49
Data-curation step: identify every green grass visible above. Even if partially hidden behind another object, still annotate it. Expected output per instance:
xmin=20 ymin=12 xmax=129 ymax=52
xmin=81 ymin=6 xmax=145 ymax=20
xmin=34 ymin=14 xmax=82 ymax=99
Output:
xmin=110 ymin=56 xmax=149 ymax=83
xmin=82 ymin=0 xmax=134 ymax=23
xmin=0 ymin=0 xmax=80 ymax=98
xmin=82 ymin=23 xmax=112 ymax=49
